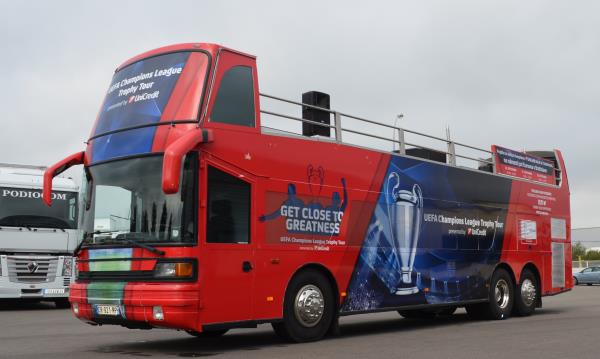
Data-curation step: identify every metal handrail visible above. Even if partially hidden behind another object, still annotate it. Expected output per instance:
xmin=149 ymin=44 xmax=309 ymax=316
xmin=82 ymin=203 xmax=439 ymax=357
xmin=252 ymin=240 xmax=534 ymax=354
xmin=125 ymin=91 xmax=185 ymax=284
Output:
xmin=258 ymin=92 xmax=551 ymax=172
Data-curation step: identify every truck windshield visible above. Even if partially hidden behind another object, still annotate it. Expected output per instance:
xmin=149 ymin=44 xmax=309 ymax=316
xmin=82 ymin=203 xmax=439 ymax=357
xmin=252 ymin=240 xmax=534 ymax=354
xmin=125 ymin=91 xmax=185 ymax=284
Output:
xmin=81 ymin=155 xmax=196 ymax=245
xmin=0 ymin=188 xmax=77 ymax=229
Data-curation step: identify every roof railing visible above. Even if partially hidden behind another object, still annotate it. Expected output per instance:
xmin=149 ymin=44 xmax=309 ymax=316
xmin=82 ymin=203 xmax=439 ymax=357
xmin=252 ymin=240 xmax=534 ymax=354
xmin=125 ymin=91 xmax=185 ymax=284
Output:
xmin=259 ymin=93 xmax=496 ymax=171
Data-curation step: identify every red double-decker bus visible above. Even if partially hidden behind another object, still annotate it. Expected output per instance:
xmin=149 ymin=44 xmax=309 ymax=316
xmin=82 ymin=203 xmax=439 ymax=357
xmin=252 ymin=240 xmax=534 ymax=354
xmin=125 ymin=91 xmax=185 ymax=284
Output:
xmin=43 ymin=43 xmax=571 ymax=342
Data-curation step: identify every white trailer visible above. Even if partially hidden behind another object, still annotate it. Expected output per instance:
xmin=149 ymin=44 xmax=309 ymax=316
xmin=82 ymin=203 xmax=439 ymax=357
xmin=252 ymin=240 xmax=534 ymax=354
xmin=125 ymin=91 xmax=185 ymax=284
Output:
xmin=0 ymin=163 xmax=78 ymax=307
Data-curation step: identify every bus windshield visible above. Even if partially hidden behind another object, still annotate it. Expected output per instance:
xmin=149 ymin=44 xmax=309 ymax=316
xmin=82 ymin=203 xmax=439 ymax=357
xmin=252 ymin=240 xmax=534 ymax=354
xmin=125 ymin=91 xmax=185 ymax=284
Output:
xmin=0 ymin=188 xmax=77 ymax=229
xmin=81 ymin=155 xmax=197 ymax=245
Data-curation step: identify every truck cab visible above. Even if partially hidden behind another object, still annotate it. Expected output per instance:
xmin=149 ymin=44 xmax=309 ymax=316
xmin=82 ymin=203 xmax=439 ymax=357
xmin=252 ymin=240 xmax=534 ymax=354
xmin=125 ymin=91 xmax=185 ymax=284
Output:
xmin=0 ymin=163 xmax=79 ymax=306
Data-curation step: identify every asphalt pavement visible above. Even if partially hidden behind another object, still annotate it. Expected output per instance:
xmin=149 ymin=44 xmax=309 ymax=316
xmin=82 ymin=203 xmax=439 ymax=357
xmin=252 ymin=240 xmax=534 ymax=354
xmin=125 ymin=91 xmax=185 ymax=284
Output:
xmin=1 ymin=286 xmax=598 ymax=359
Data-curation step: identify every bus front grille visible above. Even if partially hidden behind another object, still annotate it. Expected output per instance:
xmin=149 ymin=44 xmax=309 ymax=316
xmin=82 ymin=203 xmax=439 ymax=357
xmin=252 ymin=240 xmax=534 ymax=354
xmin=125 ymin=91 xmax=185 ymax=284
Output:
xmin=7 ymin=256 xmax=58 ymax=284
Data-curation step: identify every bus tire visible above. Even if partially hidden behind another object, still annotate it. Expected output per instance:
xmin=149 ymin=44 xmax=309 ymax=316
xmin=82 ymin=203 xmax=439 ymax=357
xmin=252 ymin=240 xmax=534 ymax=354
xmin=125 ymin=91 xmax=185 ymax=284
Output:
xmin=484 ymin=268 xmax=514 ymax=320
xmin=513 ymin=269 xmax=538 ymax=317
xmin=466 ymin=268 xmax=514 ymax=320
xmin=186 ymin=329 xmax=228 ymax=338
xmin=274 ymin=269 xmax=334 ymax=343
xmin=271 ymin=322 xmax=291 ymax=341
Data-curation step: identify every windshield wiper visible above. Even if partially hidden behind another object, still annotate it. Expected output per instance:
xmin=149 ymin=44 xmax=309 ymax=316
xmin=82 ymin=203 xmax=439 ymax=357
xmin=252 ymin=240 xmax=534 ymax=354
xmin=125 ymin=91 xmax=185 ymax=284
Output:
xmin=123 ymin=239 xmax=165 ymax=256
xmin=114 ymin=233 xmax=166 ymax=256
xmin=75 ymin=231 xmax=166 ymax=256
xmin=74 ymin=230 xmax=119 ymax=256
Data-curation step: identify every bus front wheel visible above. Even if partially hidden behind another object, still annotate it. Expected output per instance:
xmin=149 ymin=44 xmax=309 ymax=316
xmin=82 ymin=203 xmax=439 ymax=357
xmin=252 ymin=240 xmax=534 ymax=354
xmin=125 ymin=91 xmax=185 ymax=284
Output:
xmin=272 ymin=269 xmax=334 ymax=343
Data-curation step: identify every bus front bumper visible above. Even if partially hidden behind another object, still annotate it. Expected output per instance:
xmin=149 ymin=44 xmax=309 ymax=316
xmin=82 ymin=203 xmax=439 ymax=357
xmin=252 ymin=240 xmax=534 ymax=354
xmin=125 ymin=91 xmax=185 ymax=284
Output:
xmin=69 ymin=282 xmax=200 ymax=331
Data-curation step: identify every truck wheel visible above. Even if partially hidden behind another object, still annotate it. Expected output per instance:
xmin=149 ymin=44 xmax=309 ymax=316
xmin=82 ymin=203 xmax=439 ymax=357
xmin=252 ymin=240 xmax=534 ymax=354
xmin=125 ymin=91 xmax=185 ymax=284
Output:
xmin=273 ymin=270 xmax=334 ymax=343
xmin=186 ymin=329 xmax=228 ymax=338
xmin=54 ymin=298 xmax=71 ymax=309
xmin=513 ymin=269 xmax=538 ymax=317
xmin=466 ymin=268 xmax=514 ymax=320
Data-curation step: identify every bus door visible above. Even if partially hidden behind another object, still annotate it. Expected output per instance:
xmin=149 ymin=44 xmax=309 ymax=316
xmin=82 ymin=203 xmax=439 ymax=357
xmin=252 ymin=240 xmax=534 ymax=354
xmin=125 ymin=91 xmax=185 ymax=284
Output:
xmin=199 ymin=162 xmax=255 ymax=324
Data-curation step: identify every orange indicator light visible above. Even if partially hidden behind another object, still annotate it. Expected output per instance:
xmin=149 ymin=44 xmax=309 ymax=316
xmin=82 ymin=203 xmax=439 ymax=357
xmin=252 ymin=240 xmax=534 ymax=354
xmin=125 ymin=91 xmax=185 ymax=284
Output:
xmin=175 ymin=263 xmax=193 ymax=277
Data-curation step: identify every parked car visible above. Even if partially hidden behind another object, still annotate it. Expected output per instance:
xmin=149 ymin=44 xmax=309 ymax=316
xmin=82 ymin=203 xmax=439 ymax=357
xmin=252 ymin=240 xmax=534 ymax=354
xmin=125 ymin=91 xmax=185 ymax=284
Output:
xmin=573 ymin=266 xmax=600 ymax=285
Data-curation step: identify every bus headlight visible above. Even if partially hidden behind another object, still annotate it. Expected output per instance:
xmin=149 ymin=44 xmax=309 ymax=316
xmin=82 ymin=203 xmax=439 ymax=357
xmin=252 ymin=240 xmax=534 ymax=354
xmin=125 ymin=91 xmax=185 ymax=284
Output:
xmin=154 ymin=261 xmax=194 ymax=278
xmin=62 ymin=257 xmax=73 ymax=277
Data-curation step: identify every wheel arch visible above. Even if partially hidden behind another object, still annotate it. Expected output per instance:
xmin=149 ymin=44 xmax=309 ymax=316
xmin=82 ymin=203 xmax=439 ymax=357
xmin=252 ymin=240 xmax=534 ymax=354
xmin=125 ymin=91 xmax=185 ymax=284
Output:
xmin=521 ymin=262 xmax=541 ymax=287
xmin=494 ymin=262 xmax=517 ymax=287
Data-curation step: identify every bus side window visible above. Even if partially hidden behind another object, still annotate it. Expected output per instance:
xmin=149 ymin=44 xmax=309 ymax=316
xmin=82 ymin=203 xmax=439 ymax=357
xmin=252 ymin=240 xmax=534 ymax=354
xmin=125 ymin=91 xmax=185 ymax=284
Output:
xmin=210 ymin=66 xmax=255 ymax=127
xmin=206 ymin=166 xmax=251 ymax=244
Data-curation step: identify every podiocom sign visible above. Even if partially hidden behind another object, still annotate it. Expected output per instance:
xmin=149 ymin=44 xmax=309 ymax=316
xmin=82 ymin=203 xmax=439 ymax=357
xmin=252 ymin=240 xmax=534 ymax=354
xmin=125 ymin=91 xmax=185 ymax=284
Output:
xmin=2 ymin=189 xmax=67 ymax=201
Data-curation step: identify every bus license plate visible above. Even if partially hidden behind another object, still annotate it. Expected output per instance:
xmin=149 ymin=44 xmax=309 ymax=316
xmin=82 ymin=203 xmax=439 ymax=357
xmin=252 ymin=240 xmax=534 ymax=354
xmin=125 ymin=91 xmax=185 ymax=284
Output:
xmin=95 ymin=304 xmax=120 ymax=316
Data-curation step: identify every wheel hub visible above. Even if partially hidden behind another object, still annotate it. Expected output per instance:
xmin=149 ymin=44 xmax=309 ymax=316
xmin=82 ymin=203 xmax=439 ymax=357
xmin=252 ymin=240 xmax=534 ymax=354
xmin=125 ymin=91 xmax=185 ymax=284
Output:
xmin=495 ymin=279 xmax=510 ymax=309
xmin=521 ymin=278 xmax=536 ymax=306
xmin=294 ymin=285 xmax=325 ymax=327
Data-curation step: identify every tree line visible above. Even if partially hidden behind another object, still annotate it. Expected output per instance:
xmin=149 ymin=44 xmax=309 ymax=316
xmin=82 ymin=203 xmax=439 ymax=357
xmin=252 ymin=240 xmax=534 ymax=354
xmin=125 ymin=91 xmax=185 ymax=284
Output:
xmin=572 ymin=242 xmax=600 ymax=260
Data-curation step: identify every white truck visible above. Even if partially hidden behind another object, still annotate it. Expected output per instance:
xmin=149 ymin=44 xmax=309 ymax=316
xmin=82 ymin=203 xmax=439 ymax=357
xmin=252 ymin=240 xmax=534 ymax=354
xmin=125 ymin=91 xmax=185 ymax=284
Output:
xmin=0 ymin=163 xmax=78 ymax=307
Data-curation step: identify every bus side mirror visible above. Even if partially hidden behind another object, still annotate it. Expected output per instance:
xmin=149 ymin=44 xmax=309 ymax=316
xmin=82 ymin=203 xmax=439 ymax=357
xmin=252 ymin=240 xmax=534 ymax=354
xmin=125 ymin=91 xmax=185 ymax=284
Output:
xmin=43 ymin=151 xmax=85 ymax=206
xmin=162 ymin=129 xmax=213 ymax=194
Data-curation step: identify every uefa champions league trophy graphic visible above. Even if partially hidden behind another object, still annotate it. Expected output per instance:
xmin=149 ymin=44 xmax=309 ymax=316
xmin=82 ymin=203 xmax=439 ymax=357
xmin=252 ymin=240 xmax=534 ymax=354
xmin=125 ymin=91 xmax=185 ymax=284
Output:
xmin=386 ymin=172 xmax=423 ymax=295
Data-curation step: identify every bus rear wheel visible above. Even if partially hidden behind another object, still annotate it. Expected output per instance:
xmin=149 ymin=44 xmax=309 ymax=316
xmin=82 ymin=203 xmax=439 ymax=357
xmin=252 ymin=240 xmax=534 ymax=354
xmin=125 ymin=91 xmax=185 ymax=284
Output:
xmin=513 ymin=269 xmax=538 ymax=317
xmin=272 ymin=270 xmax=334 ymax=343
xmin=466 ymin=268 xmax=514 ymax=320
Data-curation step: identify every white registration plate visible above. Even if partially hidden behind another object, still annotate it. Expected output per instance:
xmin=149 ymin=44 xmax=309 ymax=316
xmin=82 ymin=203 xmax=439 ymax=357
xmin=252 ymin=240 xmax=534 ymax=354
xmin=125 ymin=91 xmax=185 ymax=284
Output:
xmin=44 ymin=288 xmax=66 ymax=295
xmin=94 ymin=304 xmax=120 ymax=316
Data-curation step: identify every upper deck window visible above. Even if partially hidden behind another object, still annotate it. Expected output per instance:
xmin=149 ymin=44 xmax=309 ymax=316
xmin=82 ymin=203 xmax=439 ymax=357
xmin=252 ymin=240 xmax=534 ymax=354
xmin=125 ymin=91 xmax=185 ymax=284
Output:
xmin=210 ymin=66 xmax=255 ymax=127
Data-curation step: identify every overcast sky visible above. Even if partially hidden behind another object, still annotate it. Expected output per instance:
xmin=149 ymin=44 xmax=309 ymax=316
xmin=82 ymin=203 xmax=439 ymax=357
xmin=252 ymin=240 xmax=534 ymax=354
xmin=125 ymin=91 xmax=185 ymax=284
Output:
xmin=1 ymin=0 xmax=598 ymax=228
